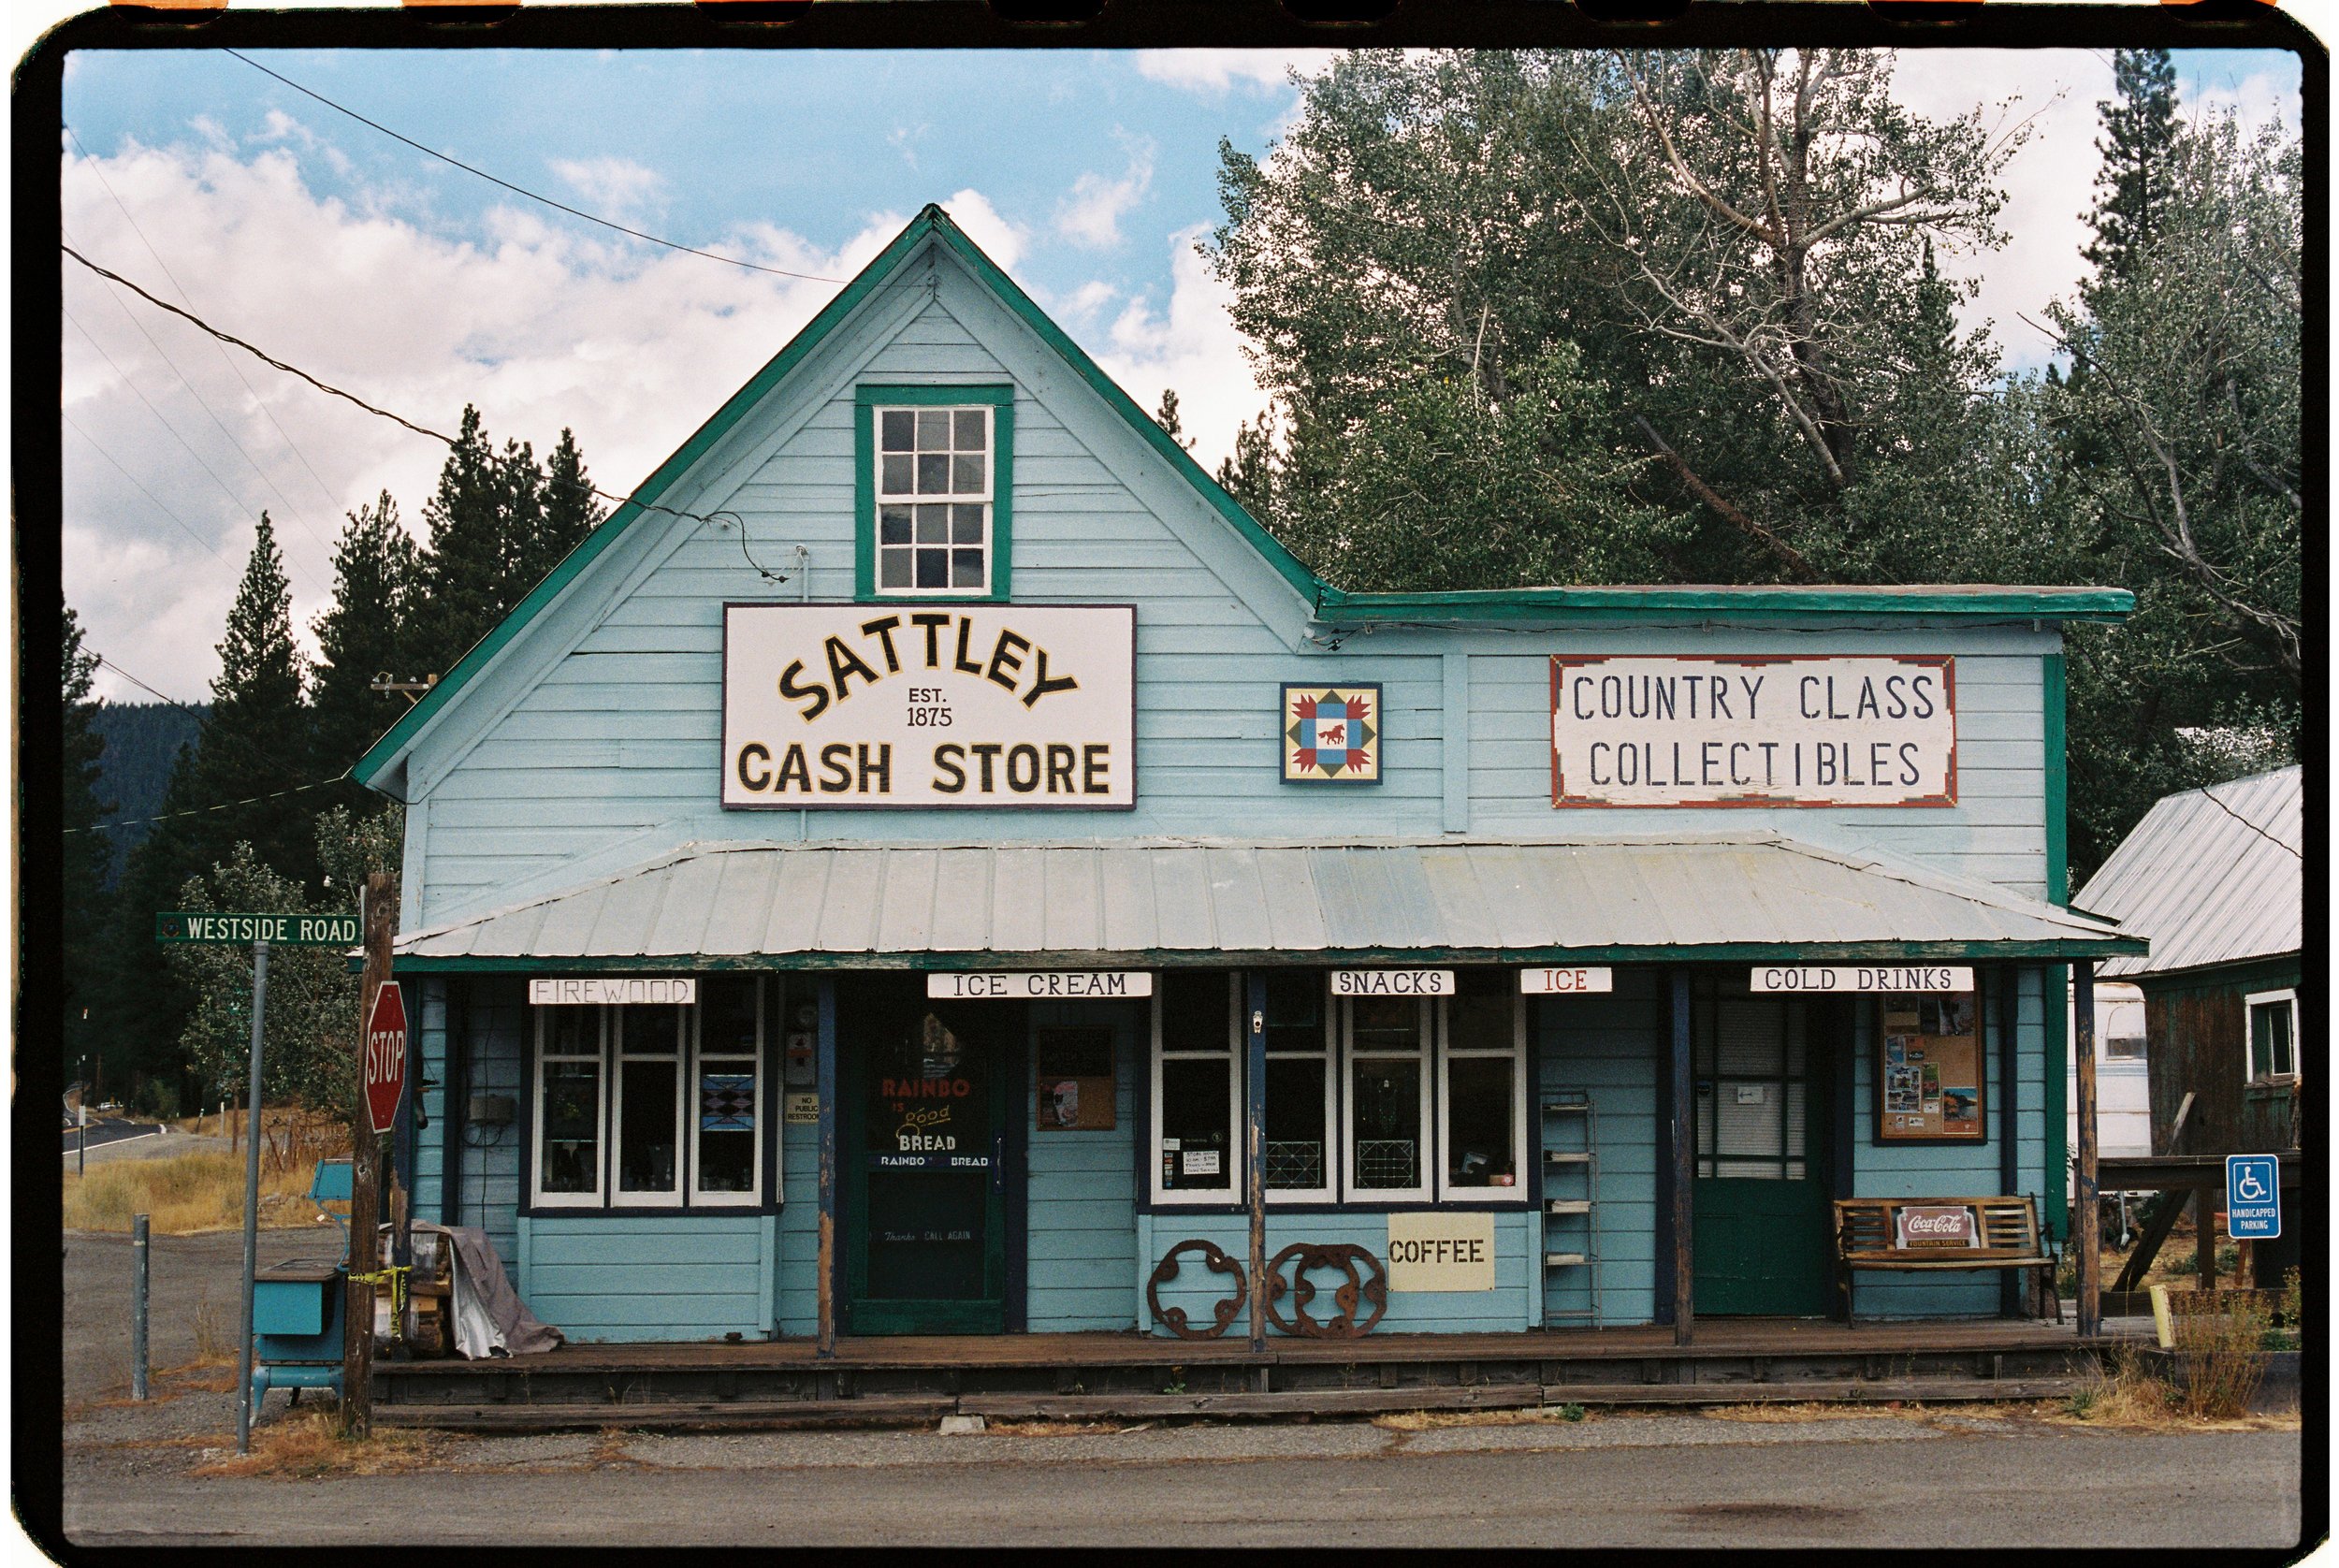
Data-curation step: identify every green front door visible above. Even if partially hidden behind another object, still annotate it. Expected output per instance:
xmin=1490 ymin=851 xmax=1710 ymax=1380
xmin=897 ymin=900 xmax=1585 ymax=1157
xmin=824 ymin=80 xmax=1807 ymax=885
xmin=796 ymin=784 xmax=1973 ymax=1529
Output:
xmin=1691 ymin=986 xmax=1835 ymax=1316
xmin=843 ymin=979 xmax=1011 ymax=1334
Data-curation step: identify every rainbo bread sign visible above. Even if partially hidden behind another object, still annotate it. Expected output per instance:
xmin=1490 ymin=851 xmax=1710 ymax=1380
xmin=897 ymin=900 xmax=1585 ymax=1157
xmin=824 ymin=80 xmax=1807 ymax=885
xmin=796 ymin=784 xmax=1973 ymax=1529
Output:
xmin=723 ymin=603 xmax=1136 ymax=808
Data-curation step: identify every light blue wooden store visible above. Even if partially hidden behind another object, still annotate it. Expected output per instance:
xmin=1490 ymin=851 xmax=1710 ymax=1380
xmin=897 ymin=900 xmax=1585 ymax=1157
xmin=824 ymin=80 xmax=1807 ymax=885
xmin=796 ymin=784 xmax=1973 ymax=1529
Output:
xmin=354 ymin=206 xmax=2143 ymax=1400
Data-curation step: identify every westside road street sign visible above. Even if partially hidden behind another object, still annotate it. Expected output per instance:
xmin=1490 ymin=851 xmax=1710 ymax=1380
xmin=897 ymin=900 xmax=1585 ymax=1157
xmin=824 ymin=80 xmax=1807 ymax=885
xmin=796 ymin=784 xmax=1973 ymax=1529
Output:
xmin=155 ymin=911 xmax=360 ymax=947
xmin=364 ymin=982 xmax=409 ymax=1136
xmin=2226 ymin=1154 xmax=2282 ymax=1240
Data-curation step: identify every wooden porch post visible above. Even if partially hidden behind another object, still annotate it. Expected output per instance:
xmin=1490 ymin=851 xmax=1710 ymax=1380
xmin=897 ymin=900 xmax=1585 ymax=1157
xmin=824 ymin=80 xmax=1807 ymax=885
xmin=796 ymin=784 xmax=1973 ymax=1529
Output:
xmin=2073 ymin=959 xmax=2100 ymax=1337
xmin=1997 ymin=966 xmax=2022 ymax=1316
xmin=816 ymin=976 xmax=838 ymax=1358
xmin=1245 ymin=972 xmax=1269 ymax=1358
xmin=1670 ymin=969 xmax=1694 ymax=1346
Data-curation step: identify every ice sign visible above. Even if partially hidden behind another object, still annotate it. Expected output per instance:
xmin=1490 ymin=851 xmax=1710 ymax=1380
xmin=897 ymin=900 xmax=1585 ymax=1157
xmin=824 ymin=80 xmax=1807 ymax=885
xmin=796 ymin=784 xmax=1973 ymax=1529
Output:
xmin=2225 ymin=1154 xmax=2281 ymax=1240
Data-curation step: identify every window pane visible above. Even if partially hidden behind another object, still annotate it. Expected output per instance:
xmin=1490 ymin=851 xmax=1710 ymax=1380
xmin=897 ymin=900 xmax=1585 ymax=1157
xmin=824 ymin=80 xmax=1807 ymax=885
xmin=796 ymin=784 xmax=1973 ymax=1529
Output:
xmin=1446 ymin=1054 xmax=1516 ymax=1187
xmin=915 ymin=549 xmax=948 ymax=588
xmin=1350 ymin=996 xmax=1419 ymax=1053
xmin=618 ymin=1059 xmax=677 ymax=1193
xmin=1448 ymin=968 xmax=1511 ymax=1051
xmin=880 ymin=410 xmax=915 ymax=451
xmin=953 ymin=408 xmax=986 ymax=449
xmin=915 ymin=504 xmax=949 ymax=544
xmin=698 ymin=1069 xmax=756 ymax=1194
xmin=540 ymin=1061 xmax=600 ymax=1194
xmin=1160 ymin=971 xmax=1229 ymax=1053
xmin=881 ymin=454 xmax=914 ymax=494
xmin=1160 ymin=1058 xmax=1230 ymax=1190
xmin=624 ymin=1007 xmax=683 ymax=1055
xmin=1262 ymin=970 xmax=1321 ymax=1052
xmin=951 ymin=549 xmax=985 ymax=588
xmin=704 ymin=979 xmax=757 ymax=1052
xmin=544 ymin=1008 xmax=595 ymax=1057
xmin=916 ymin=410 xmax=951 ymax=448
xmin=879 ymin=505 xmax=912 ymax=545
xmin=1352 ymin=1056 xmax=1420 ymax=1189
xmin=1265 ymin=1056 xmax=1327 ymax=1190
xmin=952 ymin=503 xmax=985 ymax=544
xmin=952 ymin=454 xmax=986 ymax=493
xmin=879 ymin=550 xmax=912 ymax=588
xmin=2274 ymin=1005 xmax=2294 ymax=1075
xmin=917 ymin=454 xmax=951 ymax=494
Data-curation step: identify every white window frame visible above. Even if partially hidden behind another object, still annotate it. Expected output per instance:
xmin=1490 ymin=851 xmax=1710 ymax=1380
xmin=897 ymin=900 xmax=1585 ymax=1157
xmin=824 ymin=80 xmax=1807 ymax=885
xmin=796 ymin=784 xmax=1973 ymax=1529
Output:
xmin=530 ymin=1007 xmax=607 ymax=1210
xmin=2245 ymin=988 xmax=2300 ymax=1085
xmin=692 ymin=976 xmax=767 ymax=1208
xmin=610 ymin=1004 xmax=689 ymax=1208
xmin=1340 ymin=995 xmax=1434 ymax=1204
xmin=1150 ymin=973 xmax=1242 ymax=1207
xmin=1261 ymin=977 xmax=1338 ymax=1205
xmin=872 ymin=403 xmax=995 ymax=597
xmin=1434 ymin=989 xmax=1531 ymax=1204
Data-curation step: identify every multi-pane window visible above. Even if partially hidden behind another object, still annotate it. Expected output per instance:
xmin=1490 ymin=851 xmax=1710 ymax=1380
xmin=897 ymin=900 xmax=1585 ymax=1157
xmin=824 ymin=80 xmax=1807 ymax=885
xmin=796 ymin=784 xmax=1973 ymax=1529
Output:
xmin=1344 ymin=995 xmax=1431 ymax=1201
xmin=2246 ymin=990 xmax=2298 ymax=1083
xmin=1440 ymin=969 xmax=1525 ymax=1197
xmin=875 ymin=406 xmax=992 ymax=593
xmin=1262 ymin=971 xmax=1334 ymax=1200
xmin=1693 ymin=993 xmax=1809 ymax=1179
xmin=530 ymin=979 xmax=769 ymax=1209
xmin=1153 ymin=971 xmax=1236 ymax=1202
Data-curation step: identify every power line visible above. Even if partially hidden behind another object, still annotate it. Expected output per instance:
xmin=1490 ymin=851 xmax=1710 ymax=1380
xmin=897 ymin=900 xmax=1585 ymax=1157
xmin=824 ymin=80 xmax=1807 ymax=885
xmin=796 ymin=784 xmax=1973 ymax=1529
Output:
xmin=64 ymin=773 xmax=353 ymax=835
xmin=96 ymin=655 xmax=195 ymax=709
xmin=62 ymin=413 xmax=231 ymax=563
xmin=2199 ymin=781 xmax=2301 ymax=860
xmin=223 ymin=50 xmax=847 ymax=286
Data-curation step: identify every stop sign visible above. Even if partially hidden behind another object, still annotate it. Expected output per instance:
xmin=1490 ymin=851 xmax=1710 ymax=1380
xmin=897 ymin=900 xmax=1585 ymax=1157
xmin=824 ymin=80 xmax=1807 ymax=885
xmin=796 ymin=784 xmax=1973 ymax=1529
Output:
xmin=364 ymin=981 xmax=409 ymax=1135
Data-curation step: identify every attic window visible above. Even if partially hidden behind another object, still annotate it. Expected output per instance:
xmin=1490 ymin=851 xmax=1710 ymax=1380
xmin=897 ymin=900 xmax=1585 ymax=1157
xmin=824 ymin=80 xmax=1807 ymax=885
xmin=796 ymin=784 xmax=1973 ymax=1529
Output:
xmin=856 ymin=385 xmax=1014 ymax=602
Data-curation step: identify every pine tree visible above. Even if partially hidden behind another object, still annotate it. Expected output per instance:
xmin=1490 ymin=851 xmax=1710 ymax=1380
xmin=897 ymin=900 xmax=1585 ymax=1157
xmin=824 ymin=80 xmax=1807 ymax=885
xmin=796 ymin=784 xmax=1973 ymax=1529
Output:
xmin=406 ymin=406 xmax=506 ymax=684
xmin=1154 ymin=389 xmax=1197 ymax=454
xmin=1216 ymin=410 xmax=1278 ymax=517
xmin=62 ymin=599 xmax=116 ymax=1079
xmin=311 ymin=491 xmax=418 ymax=803
xmin=2082 ymin=50 xmax=2180 ymax=303
xmin=531 ymin=427 xmax=604 ymax=589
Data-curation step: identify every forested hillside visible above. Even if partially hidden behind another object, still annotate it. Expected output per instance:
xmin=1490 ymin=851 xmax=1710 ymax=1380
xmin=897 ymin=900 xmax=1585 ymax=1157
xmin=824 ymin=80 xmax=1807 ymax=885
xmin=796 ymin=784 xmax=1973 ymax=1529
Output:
xmin=88 ymin=703 xmax=206 ymax=885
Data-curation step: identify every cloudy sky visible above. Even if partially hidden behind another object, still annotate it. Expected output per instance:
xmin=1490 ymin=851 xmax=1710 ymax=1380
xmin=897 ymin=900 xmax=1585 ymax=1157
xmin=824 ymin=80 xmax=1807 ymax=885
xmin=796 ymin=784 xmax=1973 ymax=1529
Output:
xmin=56 ymin=44 xmax=2300 ymax=713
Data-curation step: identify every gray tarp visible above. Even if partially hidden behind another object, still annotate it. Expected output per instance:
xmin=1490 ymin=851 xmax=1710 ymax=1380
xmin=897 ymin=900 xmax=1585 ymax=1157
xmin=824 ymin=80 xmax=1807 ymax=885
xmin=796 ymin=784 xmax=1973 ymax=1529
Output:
xmin=405 ymin=1222 xmax=564 ymax=1357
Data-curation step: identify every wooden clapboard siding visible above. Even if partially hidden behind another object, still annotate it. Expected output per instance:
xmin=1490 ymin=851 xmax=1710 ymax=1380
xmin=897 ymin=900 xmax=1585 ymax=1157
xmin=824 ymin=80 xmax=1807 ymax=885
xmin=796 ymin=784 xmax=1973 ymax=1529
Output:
xmin=439 ymin=979 xmax=524 ymax=1279
xmin=1538 ymin=969 xmax=1663 ymax=1327
xmin=522 ymin=1213 xmax=774 ymax=1342
xmin=411 ymin=977 xmax=448 ymax=1226
xmin=1023 ymin=999 xmax=1140 ymax=1330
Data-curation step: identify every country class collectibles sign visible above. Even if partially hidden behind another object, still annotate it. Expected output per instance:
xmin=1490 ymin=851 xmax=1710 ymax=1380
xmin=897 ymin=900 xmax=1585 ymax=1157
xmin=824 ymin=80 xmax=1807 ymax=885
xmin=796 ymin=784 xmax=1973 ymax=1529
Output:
xmin=529 ymin=978 xmax=698 ymax=1007
xmin=1550 ymin=655 xmax=1955 ymax=808
xmin=723 ymin=603 xmax=1136 ymax=809
xmin=928 ymin=971 xmax=1153 ymax=999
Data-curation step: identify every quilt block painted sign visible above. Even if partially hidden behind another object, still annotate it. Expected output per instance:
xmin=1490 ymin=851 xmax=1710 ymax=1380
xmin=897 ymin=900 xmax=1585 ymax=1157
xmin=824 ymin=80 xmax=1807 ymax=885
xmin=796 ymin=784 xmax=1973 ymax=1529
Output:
xmin=1283 ymin=683 xmax=1382 ymax=784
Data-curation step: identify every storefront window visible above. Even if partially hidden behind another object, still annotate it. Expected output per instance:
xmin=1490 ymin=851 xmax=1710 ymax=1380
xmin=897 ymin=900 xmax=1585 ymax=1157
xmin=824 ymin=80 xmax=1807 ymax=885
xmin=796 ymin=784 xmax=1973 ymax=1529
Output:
xmin=695 ymin=978 xmax=763 ymax=1202
xmin=1344 ymin=996 xmax=1430 ymax=1200
xmin=535 ymin=1007 xmax=603 ymax=1205
xmin=1441 ymin=968 xmax=1523 ymax=1195
xmin=616 ymin=1006 xmax=685 ymax=1202
xmin=1154 ymin=970 xmax=1235 ymax=1201
xmin=1262 ymin=970 xmax=1332 ymax=1198
xmin=2246 ymin=990 xmax=2298 ymax=1082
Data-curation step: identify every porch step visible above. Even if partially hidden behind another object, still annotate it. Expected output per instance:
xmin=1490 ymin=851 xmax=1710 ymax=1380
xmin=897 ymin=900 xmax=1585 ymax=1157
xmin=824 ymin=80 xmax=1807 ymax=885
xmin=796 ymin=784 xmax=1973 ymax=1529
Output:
xmin=962 ymin=1384 xmax=1546 ymax=1420
xmin=374 ymin=1396 xmax=954 ymax=1432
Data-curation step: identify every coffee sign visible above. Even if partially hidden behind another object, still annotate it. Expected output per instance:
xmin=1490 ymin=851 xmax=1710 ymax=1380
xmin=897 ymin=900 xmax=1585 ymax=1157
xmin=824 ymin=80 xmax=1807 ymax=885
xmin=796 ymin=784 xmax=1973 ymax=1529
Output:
xmin=1550 ymin=655 xmax=1955 ymax=807
xmin=723 ymin=603 xmax=1135 ymax=808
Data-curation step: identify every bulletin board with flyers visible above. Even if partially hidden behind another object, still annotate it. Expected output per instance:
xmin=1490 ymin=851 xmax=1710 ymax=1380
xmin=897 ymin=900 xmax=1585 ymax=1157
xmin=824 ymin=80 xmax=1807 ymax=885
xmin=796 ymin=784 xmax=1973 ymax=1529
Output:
xmin=1875 ymin=992 xmax=1985 ymax=1143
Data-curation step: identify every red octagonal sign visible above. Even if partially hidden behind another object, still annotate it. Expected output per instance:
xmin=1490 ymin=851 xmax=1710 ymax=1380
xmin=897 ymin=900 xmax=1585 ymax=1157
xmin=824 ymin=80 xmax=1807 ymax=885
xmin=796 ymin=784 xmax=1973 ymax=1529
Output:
xmin=364 ymin=981 xmax=409 ymax=1135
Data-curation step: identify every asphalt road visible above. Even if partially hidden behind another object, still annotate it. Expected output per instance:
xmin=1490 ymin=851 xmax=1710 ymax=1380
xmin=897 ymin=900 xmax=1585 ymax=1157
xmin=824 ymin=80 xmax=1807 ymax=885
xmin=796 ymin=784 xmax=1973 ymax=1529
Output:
xmin=61 ymin=1118 xmax=169 ymax=1155
xmin=52 ymin=1418 xmax=2307 ymax=1549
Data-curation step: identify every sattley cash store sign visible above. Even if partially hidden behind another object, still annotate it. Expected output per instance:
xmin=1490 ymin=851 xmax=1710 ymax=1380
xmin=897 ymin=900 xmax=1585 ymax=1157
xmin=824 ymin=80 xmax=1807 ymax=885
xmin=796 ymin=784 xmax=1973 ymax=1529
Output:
xmin=1550 ymin=655 xmax=1956 ymax=808
xmin=723 ymin=603 xmax=1136 ymax=808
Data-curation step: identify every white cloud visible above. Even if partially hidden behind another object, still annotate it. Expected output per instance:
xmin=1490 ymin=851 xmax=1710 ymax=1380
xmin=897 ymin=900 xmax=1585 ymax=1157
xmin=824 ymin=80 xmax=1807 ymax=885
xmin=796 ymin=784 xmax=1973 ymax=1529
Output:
xmin=1133 ymin=51 xmax=1338 ymax=94
xmin=546 ymin=155 xmax=666 ymax=222
xmin=1087 ymin=225 xmax=1270 ymax=473
xmin=937 ymin=188 xmax=1025 ymax=271
xmin=1055 ymin=139 xmax=1155 ymax=250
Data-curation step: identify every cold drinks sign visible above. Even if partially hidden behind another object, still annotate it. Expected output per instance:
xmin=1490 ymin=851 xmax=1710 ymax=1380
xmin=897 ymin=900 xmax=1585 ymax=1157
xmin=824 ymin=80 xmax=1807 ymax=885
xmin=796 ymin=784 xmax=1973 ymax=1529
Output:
xmin=1550 ymin=655 xmax=1955 ymax=807
xmin=724 ymin=603 xmax=1136 ymax=809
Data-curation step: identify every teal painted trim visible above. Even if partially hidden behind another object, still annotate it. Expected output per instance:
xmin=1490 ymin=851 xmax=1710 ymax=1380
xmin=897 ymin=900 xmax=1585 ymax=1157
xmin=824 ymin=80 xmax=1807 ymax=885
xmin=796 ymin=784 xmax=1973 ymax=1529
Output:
xmin=2132 ymin=956 xmax=2303 ymax=996
xmin=2043 ymin=651 xmax=2069 ymax=907
xmin=2043 ymin=965 xmax=2069 ymax=1241
xmin=852 ymin=385 xmax=1015 ymax=603
xmin=393 ymin=936 xmax=2145 ymax=977
xmin=1317 ymin=585 xmax=2137 ymax=627
xmin=353 ymin=211 xmax=953 ymax=797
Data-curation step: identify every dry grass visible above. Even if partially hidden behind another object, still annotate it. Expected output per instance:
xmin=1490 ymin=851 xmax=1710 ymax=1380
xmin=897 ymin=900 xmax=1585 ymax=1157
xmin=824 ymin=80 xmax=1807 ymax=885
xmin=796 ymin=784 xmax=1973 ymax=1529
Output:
xmin=2049 ymin=1343 xmax=2293 ymax=1431
xmin=63 ymin=1110 xmax=348 ymax=1234
xmin=1702 ymin=1400 xmax=1935 ymax=1423
xmin=987 ymin=1419 xmax=1130 ymax=1437
xmin=191 ymin=1409 xmax=441 ymax=1480
xmin=2168 ymin=1289 xmax=2274 ymax=1418
xmin=1373 ymin=1403 xmax=1586 ymax=1431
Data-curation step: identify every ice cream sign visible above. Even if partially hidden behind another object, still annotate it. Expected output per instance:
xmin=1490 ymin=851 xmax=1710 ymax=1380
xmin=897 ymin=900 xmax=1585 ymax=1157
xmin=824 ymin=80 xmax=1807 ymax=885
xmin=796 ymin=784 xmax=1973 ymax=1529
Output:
xmin=723 ymin=603 xmax=1135 ymax=808
xmin=1550 ymin=655 xmax=1955 ymax=807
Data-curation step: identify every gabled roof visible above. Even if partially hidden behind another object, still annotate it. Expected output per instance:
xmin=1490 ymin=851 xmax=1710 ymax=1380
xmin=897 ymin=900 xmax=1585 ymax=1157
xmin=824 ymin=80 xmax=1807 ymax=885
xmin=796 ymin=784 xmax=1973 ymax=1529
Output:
xmin=355 ymin=202 xmax=2134 ymax=800
xmin=387 ymin=830 xmax=2140 ymax=970
xmin=2075 ymin=765 xmax=2303 ymax=979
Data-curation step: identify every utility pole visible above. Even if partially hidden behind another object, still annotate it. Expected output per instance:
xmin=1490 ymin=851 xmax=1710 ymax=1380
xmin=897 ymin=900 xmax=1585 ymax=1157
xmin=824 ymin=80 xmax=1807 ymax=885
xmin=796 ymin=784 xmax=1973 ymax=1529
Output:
xmin=342 ymin=872 xmax=396 ymax=1437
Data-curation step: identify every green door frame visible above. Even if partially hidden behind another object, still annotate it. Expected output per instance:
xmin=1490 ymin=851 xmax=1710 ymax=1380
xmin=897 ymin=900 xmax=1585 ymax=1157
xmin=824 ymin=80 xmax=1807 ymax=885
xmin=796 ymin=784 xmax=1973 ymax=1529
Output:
xmin=1690 ymin=985 xmax=1838 ymax=1317
xmin=841 ymin=987 xmax=1012 ymax=1334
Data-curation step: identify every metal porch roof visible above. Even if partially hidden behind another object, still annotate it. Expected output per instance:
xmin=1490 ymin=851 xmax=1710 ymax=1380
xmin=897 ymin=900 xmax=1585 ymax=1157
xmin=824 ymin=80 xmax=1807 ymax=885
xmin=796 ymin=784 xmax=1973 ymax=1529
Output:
xmin=2074 ymin=765 xmax=2302 ymax=980
xmin=392 ymin=833 xmax=2138 ymax=970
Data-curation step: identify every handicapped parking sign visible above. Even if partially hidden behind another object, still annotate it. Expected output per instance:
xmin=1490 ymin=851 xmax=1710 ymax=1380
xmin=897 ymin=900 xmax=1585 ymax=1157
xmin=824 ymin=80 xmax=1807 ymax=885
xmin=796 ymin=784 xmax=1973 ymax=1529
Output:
xmin=2226 ymin=1154 xmax=2282 ymax=1240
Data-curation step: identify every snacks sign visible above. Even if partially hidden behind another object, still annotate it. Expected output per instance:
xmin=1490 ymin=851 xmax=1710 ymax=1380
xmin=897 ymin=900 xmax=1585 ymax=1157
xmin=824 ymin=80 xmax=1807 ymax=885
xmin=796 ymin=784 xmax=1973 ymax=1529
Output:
xmin=723 ymin=603 xmax=1135 ymax=809
xmin=1550 ymin=655 xmax=1955 ymax=807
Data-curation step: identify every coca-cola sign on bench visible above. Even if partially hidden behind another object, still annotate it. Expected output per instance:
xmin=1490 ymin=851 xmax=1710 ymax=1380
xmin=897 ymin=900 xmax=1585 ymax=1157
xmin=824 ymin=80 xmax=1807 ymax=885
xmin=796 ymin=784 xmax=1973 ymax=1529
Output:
xmin=1893 ymin=1204 xmax=1979 ymax=1249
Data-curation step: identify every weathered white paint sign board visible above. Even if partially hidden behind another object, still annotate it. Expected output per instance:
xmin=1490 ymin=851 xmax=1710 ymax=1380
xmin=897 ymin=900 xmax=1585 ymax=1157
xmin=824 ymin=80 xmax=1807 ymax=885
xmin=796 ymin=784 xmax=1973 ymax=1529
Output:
xmin=1387 ymin=1211 xmax=1497 ymax=1291
xmin=530 ymin=978 xmax=698 ymax=1006
xmin=1519 ymin=967 xmax=1614 ymax=995
xmin=723 ymin=603 xmax=1136 ymax=808
xmin=927 ymin=971 xmax=1153 ymax=999
xmin=1330 ymin=970 xmax=1455 ymax=997
xmin=1550 ymin=655 xmax=1955 ymax=807
xmin=1750 ymin=965 xmax=1974 ymax=994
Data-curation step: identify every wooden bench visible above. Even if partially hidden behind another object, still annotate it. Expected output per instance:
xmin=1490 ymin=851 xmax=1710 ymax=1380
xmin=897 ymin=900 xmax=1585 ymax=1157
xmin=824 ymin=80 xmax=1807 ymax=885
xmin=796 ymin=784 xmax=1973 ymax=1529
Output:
xmin=1833 ymin=1197 xmax=2061 ymax=1326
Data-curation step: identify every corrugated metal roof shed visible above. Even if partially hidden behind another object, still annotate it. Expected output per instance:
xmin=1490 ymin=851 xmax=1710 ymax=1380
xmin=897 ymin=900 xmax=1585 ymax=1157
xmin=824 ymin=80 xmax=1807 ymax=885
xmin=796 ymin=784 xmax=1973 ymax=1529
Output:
xmin=394 ymin=833 xmax=2135 ymax=968
xmin=2076 ymin=765 xmax=2303 ymax=979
